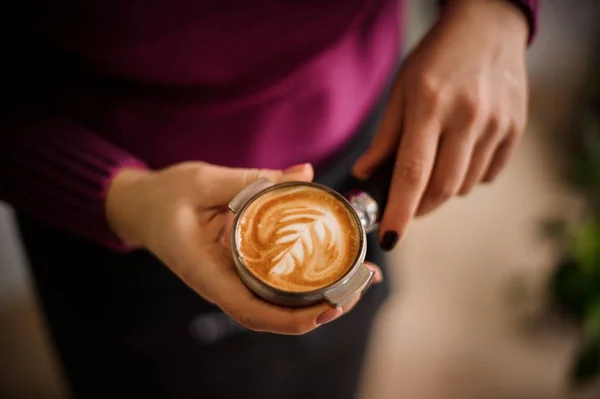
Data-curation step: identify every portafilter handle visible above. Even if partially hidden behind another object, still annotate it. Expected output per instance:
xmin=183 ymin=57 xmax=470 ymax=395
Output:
xmin=344 ymin=156 xmax=396 ymax=234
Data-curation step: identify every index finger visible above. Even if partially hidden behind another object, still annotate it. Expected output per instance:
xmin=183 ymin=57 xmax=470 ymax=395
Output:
xmin=379 ymin=116 xmax=440 ymax=249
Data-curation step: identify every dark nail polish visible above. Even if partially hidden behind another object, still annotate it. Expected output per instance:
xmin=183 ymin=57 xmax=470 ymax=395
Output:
xmin=380 ymin=231 xmax=398 ymax=252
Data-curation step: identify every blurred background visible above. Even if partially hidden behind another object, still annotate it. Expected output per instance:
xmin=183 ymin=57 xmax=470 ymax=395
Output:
xmin=2 ymin=1 xmax=600 ymax=398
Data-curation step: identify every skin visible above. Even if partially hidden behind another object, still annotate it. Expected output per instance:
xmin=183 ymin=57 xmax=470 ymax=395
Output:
xmin=106 ymin=0 xmax=530 ymax=334
xmin=353 ymin=0 xmax=530 ymax=249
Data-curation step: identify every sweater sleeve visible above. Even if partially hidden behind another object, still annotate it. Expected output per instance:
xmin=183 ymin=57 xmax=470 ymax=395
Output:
xmin=510 ymin=0 xmax=539 ymax=45
xmin=0 ymin=115 xmax=148 ymax=251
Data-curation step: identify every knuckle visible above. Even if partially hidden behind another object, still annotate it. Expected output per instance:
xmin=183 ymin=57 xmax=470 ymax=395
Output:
xmin=461 ymin=93 xmax=483 ymax=123
xmin=418 ymin=74 xmax=441 ymax=94
xmin=399 ymin=158 xmax=426 ymax=186
xmin=418 ymin=75 xmax=444 ymax=107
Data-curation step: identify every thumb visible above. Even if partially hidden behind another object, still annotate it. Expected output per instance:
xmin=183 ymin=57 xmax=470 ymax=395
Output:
xmin=205 ymin=163 xmax=314 ymax=205
xmin=276 ymin=163 xmax=315 ymax=184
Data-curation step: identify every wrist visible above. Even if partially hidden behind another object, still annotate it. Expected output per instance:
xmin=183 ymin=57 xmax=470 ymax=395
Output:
xmin=105 ymin=166 xmax=153 ymax=248
xmin=443 ymin=0 xmax=530 ymax=48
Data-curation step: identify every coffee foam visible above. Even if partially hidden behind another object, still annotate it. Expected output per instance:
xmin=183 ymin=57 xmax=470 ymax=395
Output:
xmin=236 ymin=185 xmax=361 ymax=293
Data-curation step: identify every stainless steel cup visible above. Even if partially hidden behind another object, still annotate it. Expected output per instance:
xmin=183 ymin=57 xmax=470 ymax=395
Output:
xmin=228 ymin=178 xmax=381 ymax=308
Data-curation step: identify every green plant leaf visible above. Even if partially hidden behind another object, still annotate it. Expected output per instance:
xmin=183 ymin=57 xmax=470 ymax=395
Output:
xmin=570 ymin=222 xmax=600 ymax=275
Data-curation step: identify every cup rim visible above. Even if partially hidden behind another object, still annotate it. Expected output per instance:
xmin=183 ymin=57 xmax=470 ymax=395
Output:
xmin=230 ymin=180 xmax=367 ymax=297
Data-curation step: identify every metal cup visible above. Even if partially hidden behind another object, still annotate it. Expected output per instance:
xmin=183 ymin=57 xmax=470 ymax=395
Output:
xmin=228 ymin=178 xmax=381 ymax=308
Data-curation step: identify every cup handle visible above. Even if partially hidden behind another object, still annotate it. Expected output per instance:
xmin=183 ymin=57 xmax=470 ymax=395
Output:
xmin=229 ymin=177 xmax=275 ymax=215
xmin=324 ymin=263 xmax=375 ymax=307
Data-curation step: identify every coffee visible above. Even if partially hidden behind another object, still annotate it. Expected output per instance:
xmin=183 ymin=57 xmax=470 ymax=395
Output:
xmin=235 ymin=185 xmax=362 ymax=293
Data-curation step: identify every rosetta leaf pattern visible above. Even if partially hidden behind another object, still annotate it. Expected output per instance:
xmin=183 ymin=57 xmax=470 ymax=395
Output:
xmin=268 ymin=207 xmax=337 ymax=279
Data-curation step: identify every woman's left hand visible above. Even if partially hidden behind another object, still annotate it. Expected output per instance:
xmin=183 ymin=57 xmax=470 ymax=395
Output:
xmin=353 ymin=0 xmax=531 ymax=250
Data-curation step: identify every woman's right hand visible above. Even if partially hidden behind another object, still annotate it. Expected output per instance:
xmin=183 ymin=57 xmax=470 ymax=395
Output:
xmin=105 ymin=161 xmax=382 ymax=335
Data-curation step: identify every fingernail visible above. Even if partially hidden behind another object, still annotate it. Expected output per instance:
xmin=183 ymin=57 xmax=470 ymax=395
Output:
xmin=283 ymin=163 xmax=309 ymax=175
xmin=379 ymin=231 xmax=399 ymax=252
xmin=316 ymin=307 xmax=343 ymax=325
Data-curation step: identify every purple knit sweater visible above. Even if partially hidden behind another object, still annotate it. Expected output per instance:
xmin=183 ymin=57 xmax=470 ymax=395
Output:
xmin=0 ymin=0 xmax=539 ymax=250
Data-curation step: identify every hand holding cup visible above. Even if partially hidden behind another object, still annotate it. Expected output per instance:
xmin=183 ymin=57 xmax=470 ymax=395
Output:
xmin=106 ymin=162 xmax=382 ymax=335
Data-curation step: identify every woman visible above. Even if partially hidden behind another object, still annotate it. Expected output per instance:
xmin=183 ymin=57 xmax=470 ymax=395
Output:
xmin=1 ymin=0 xmax=538 ymax=398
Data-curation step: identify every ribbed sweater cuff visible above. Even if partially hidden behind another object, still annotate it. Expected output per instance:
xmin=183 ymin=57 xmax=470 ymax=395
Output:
xmin=0 ymin=117 xmax=148 ymax=251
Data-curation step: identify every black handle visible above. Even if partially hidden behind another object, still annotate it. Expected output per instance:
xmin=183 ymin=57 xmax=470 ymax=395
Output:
xmin=345 ymin=156 xmax=396 ymax=221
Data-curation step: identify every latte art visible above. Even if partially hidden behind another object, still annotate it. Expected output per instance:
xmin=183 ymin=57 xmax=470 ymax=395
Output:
xmin=236 ymin=185 xmax=361 ymax=292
